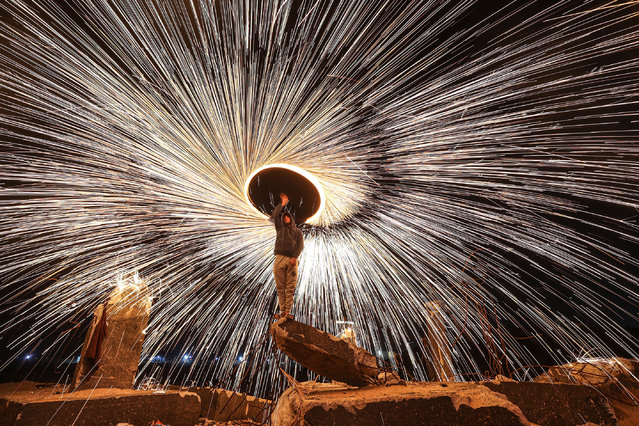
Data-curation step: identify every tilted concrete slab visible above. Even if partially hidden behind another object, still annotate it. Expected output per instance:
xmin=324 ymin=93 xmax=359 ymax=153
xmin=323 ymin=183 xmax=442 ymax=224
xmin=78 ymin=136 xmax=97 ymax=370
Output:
xmin=270 ymin=318 xmax=381 ymax=387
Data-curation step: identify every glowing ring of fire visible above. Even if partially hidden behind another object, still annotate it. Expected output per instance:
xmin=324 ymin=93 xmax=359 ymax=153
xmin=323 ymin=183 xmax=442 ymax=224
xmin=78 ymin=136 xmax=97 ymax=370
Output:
xmin=244 ymin=163 xmax=326 ymax=224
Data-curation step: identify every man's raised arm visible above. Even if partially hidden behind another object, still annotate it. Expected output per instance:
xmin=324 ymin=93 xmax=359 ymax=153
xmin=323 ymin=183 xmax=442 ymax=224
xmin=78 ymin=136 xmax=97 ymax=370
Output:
xmin=271 ymin=193 xmax=288 ymax=229
xmin=271 ymin=202 xmax=283 ymax=229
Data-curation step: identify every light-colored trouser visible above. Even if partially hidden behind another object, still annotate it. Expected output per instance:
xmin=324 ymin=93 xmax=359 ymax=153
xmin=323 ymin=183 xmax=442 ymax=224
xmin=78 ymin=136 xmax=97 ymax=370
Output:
xmin=273 ymin=255 xmax=298 ymax=314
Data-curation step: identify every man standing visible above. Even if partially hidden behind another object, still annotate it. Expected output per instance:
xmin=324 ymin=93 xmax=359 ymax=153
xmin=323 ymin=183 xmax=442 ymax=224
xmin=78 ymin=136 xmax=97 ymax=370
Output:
xmin=271 ymin=192 xmax=304 ymax=320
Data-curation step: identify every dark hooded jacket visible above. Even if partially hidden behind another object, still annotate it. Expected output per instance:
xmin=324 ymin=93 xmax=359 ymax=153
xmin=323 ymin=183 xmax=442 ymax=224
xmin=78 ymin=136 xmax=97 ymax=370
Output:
xmin=271 ymin=203 xmax=304 ymax=258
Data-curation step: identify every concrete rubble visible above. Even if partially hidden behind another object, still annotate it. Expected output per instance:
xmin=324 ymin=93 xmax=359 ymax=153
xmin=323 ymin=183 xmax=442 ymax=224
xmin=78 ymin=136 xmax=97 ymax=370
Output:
xmin=0 ymin=382 xmax=271 ymax=425
xmin=269 ymin=318 xmax=629 ymax=425
xmin=0 ymin=382 xmax=200 ymax=426
xmin=0 ymin=278 xmax=273 ymax=425
xmin=4 ymin=310 xmax=636 ymax=425
xmin=270 ymin=318 xmax=381 ymax=387
xmin=171 ymin=387 xmax=270 ymax=423
xmin=270 ymin=380 xmax=617 ymax=425
xmin=535 ymin=357 xmax=639 ymax=425
xmin=73 ymin=281 xmax=152 ymax=390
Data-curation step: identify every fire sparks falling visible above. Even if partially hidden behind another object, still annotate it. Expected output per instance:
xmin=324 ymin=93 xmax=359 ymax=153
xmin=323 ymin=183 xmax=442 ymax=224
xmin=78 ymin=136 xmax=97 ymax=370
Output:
xmin=1 ymin=0 xmax=639 ymax=397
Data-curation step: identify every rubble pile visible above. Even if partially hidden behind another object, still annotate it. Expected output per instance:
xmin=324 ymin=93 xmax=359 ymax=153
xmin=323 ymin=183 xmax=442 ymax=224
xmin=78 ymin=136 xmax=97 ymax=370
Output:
xmin=269 ymin=318 xmax=623 ymax=425
xmin=269 ymin=380 xmax=616 ymax=425
xmin=536 ymin=357 xmax=639 ymax=425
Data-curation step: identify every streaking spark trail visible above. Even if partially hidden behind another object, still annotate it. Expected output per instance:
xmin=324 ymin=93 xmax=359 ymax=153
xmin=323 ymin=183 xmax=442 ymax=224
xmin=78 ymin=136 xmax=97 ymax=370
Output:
xmin=1 ymin=0 xmax=639 ymax=397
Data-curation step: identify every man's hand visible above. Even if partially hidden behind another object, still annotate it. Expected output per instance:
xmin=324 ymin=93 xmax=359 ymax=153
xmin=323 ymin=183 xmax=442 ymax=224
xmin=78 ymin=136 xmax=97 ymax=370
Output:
xmin=280 ymin=193 xmax=289 ymax=206
xmin=289 ymin=257 xmax=297 ymax=266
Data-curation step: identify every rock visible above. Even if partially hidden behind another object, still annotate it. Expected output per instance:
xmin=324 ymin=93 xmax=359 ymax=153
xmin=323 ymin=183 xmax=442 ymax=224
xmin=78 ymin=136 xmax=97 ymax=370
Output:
xmin=202 ymin=389 xmax=269 ymax=423
xmin=377 ymin=371 xmax=402 ymax=385
xmin=165 ymin=386 xmax=271 ymax=423
xmin=270 ymin=380 xmax=617 ymax=425
xmin=270 ymin=318 xmax=380 ymax=387
xmin=0 ymin=384 xmax=200 ymax=426
xmin=534 ymin=358 xmax=638 ymax=402
xmin=493 ymin=374 xmax=515 ymax=382
xmin=535 ymin=357 xmax=639 ymax=425
xmin=72 ymin=280 xmax=152 ymax=390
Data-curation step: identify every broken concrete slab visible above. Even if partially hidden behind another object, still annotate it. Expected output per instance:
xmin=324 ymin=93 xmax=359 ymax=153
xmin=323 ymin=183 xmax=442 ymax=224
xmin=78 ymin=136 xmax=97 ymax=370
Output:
xmin=175 ymin=387 xmax=270 ymax=423
xmin=483 ymin=381 xmax=617 ymax=425
xmin=209 ymin=389 xmax=269 ymax=423
xmin=0 ymin=383 xmax=200 ymax=426
xmin=73 ymin=281 xmax=151 ymax=390
xmin=270 ymin=380 xmax=617 ymax=425
xmin=535 ymin=357 xmax=639 ymax=403
xmin=535 ymin=357 xmax=639 ymax=425
xmin=270 ymin=318 xmax=381 ymax=387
